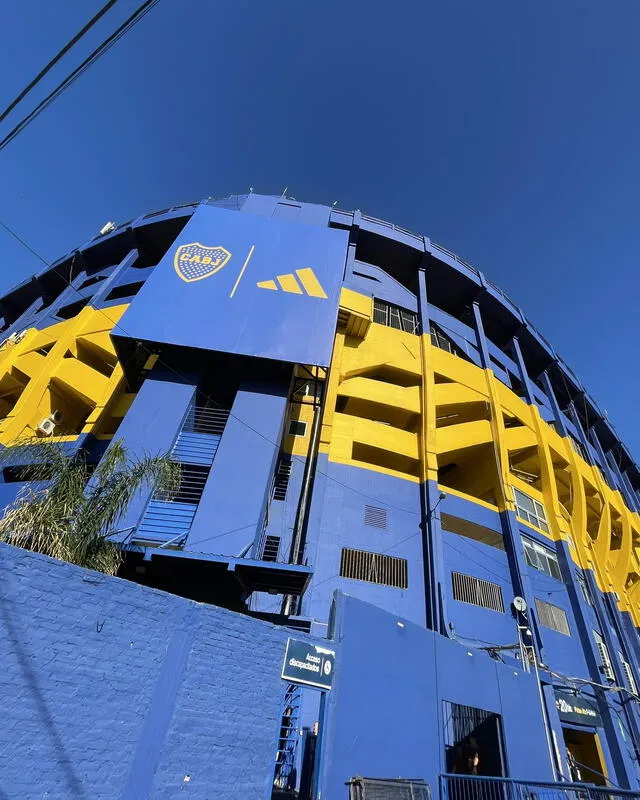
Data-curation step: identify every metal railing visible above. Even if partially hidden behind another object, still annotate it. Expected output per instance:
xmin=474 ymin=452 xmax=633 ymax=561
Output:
xmin=440 ymin=774 xmax=640 ymax=800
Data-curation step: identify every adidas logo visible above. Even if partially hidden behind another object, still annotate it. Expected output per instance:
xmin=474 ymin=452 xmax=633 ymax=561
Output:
xmin=257 ymin=267 xmax=327 ymax=299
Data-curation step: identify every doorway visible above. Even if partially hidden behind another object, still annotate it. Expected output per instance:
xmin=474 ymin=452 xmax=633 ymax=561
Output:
xmin=444 ymin=701 xmax=506 ymax=777
xmin=562 ymin=727 xmax=607 ymax=785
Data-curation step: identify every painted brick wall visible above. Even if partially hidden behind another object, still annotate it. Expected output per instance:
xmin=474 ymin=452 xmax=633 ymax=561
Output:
xmin=0 ymin=542 xmax=292 ymax=800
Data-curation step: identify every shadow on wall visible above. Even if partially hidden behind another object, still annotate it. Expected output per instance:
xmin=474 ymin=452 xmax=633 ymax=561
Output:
xmin=0 ymin=583 xmax=87 ymax=799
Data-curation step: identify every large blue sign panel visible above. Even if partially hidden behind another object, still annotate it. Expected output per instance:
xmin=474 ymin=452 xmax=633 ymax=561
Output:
xmin=119 ymin=205 xmax=348 ymax=367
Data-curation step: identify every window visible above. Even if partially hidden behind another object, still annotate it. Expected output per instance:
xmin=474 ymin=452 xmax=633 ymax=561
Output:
xmin=569 ymin=433 xmax=589 ymax=462
xmin=339 ymin=547 xmax=408 ymax=589
xmin=373 ymin=299 xmax=419 ymax=334
xmin=592 ymin=630 xmax=614 ymax=681
xmin=364 ymin=505 xmax=388 ymax=529
xmin=430 ymin=323 xmax=461 ymax=356
xmin=104 ymin=281 xmax=144 ymax=302
xmin=272 ymin=458 xmax=292 ymax=501
xmin=441 ymin=514 xmax=505 ymax=551
xmin=288 ymin=420 xmax=307 ymax=437
xmin=451 ymin=572 xmax=505 ymax=613
xmin=536 ymin=599 xmax=571 ymax=635
xmin=514 ymin=487 xmax=549 ymax=533
xmin=78 ymin=274 xmax=107 ymax=290
xmin=55 ymin=298 xmax=89 ymax=320
xmin=262 ymin=535 xmax=281 ymax=562
xmin=522 ymin=537 xmax=562 ymax=579
xmin=576 ymin=572 xmax=592 ymax=606
xmin=620 ymin=653 xmax=638 ymax=695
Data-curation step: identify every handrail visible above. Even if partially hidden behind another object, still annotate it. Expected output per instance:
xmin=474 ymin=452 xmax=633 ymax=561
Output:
xmin=440 ymin=774 xmax=640 ymax=800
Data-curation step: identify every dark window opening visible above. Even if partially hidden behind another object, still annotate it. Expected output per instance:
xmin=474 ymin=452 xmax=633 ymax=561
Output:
xmin=569 ymin=433 xmax=589 ymax=462
xmin=441 ymin=514 xmax=505 ymax=551
xmin=373 ymin=299 xmax=419 ymax=334
xmin=78 ymin=274 xmax=107 ymax=290
xmin=55 ymin=298 xmax=89 ymax=320
xmin=3 ymin=464 xmax=55 ymax=483
xmin=262 ymin=535 xmax=281 ymax=562
xmin=156 ymin=462 xmax=210 ymax=504
xmin=273 ymin=458 xmax=292 ymax=501
xmin=444 ymin=701 xmax=505 ymax=777
xmin=288 ymin=420 xmax=307 ymax=437
xmin=352 ymin=270 xmax=381 ymax=282
xmin=104 ymin=281 xmax=144 ymax=302
xmin=430 ymin=322 xmax=468 ymax=359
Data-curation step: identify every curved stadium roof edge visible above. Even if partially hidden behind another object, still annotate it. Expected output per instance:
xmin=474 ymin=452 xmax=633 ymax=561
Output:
xmin=2 ymin=192 xmax=636 ymax=486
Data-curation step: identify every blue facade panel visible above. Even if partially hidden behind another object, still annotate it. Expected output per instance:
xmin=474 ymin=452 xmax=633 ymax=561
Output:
xmin=118 ymin=204 xmax=348 ymax=367
xmin=319 ymin=594 xmax=555 ymax=798
xmin=106 ymin=376 xmax=197 ymax=537
xmin=303 ymin=457 xmax=426 ymax=627
xmin=186 ymin=380 xmax=288 ymax=557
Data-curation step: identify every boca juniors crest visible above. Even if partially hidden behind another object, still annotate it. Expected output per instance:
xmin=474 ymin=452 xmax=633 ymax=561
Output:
xmin=173 ymin=242 xmax=231 ymax=283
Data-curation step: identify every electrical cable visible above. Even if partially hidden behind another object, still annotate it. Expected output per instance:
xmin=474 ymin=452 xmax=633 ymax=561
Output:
xmin=0 ymin=0 xmax=119 ymax=126
xmin=0 ymin=0 xmax=162 ymax=153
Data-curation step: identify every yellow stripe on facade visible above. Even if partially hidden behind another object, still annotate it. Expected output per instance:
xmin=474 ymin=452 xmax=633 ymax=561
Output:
xmin=307 ymin=287 xmax=640 ymax=623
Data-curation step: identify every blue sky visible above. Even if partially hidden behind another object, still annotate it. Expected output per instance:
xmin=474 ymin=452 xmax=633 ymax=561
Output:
xmin=1 ymin=1 xmax=640 ymax=455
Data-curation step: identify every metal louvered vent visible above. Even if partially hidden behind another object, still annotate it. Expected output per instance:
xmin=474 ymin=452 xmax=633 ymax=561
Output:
xmin=451 ymin=572 xmax=505 ymax=613
xmin=621 ymin=655 xmax=638 ymax=694
xmin=364 ymin=505 xmax=387 ymax=529
xmin=536 ymin=598 xmax=571 ymax=636
xmin=347 ymin=776 xmax=431 ymax=800
xmin=340 ymin=548 xmax=408 ymax=589
xmin=592 ymin=629 xmax=614 ymax=678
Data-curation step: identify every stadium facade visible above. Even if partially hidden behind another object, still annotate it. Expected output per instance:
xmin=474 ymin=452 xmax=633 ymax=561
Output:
xmin=1 ymin=193 xmax=639 ymax=799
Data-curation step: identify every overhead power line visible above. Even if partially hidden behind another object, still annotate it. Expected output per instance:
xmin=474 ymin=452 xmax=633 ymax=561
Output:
xmin=0 ymin=0 xmax=120 ymax=126
xmin=0 ymin=0 xmax=162 ymax=153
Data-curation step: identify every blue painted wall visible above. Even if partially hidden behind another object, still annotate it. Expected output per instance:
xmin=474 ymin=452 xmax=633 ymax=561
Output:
xmin=187 ymin=378 xmax=288 ymax=557
xmin=0 ymin=542 xmax=297 ymax=800
xmin=302 ymin=456 xmax=426 ymax=627
xmin=319 ymin=594 xmax=555 ymax=799
xmin=106 ymin=374 xmax=196 ymax=538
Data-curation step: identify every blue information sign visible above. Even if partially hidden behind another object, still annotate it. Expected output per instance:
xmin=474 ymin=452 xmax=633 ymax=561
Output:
xmin=119 ymin=204 xmax=348 ymax=367
xmin=281 ymin=638 xmax=336 ymax=691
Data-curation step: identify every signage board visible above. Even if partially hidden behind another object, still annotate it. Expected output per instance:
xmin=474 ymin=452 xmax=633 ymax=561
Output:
xmin=281 ymin=638 xmax=336 ymax=691
xmin=119 ymin=204 xmax=348 ymax=367
xmin=554 ymin=689 xmax=602 ymax=727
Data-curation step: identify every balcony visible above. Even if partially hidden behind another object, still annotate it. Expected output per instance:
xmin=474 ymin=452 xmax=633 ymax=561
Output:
xmin=440 ymin=775 xmax=640 ymax=800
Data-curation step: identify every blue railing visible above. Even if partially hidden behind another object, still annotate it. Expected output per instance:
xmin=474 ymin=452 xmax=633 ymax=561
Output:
xmin=440 ymin=774 xmax=640 ymax=800
xmin=133 ymin=405 xmax=228 ymax=546
xmin=273 ymin=684 xmax=301 ymax=792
